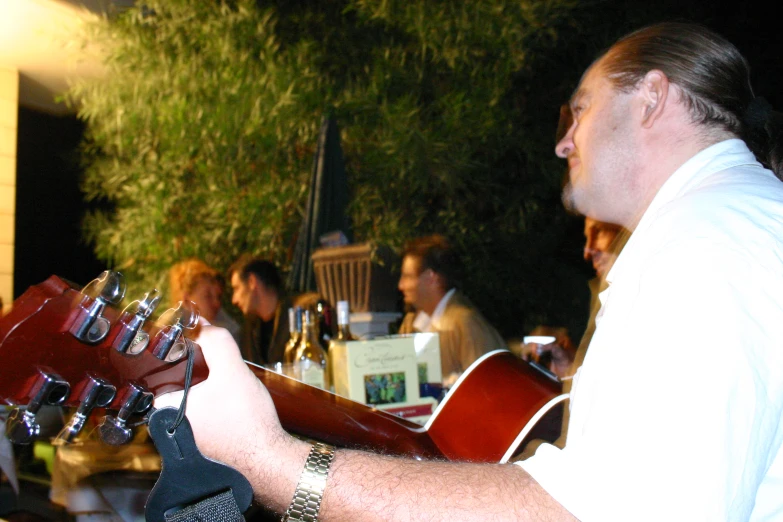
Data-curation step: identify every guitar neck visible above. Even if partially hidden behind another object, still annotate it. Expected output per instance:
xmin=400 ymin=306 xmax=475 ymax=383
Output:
xmin=2 ymin=274 xmax=557 ymax=464
xmin=248 ymin=363 xmax=445 ymax=459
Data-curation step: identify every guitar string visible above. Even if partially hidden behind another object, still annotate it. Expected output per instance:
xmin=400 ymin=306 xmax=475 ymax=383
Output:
xmin=169 ymin=343 xmax=195 ymax=433
xmin=125 ymin=343 xmax=195 ymax=431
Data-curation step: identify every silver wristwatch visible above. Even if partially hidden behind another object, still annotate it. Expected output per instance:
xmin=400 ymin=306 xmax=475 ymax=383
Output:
xmin=282 ymin=442 xmax=336 ymax=522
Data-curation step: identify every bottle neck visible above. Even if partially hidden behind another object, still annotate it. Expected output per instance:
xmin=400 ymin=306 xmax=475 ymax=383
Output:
xmin=288 ymin=307 xmax=301 ymax=337
xmin=336 ymin=323 xmax=353 ymax=341
xmin=303 ymin=313 xmax=323 ymax=347
xmin=336 ymin=302 xmax=352 ymax=340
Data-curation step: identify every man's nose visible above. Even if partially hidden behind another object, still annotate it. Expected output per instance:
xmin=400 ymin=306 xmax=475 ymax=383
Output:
xmin=583 ymin=245 xmax=595 ymax=262
xmin=555 ymin=127 xmax=574 ymax=158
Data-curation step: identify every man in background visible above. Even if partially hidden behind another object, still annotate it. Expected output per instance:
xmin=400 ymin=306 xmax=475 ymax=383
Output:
xmin=397 ymin=234 xmax=506 ymax=386
xmin=229 ymin=255 xmax=291 ymax=365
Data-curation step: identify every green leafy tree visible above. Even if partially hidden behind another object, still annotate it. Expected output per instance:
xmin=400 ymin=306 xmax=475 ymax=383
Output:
xmin=69 ymin=0 xmax=651 ymax=335
xmin=70 ymin=1 xmax=326 ymax=298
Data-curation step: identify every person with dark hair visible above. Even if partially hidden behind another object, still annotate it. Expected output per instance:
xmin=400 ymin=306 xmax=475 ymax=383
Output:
xmin=228 ymin=255 xmax=292 ymax=365
xmin=157 ymin=23 xmax=783 ymax=520
xmin=397 ymin=235 xmax=506 ymax=386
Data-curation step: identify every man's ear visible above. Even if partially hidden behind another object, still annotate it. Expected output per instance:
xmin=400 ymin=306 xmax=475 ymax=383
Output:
xmin=247 ymin=273 xmax=259 ymax=292
xmin=639 ymin=69 xmax=669 ymax=128
xmin=428 ymin=270 xmax=446 ymax=292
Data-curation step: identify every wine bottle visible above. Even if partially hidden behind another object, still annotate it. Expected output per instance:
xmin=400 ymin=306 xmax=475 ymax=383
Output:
xmin=283 ymin=306 xmax=302 ymax=365
xmin=314 ymin=299 xmax=334 ymax=347
xmin=328 ymin=300 xmax=355 ymax=394
xmin=294 ymin=309 xmax=328 ymax=389
xmin=335 ymin=300 xmax=356 ymax=341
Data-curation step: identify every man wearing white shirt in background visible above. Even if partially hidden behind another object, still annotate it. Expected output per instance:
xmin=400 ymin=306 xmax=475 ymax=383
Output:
xmin=158 ymin=22 xmax=783 ymax=521
xmin=397 ymin=234 xmax=506 ymax=386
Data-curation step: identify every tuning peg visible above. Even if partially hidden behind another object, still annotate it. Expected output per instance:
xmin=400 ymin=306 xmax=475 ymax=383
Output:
xmin=5 ymin=372 xmax=70 ymax=444
xmin=150 ymin=301 xmax=199 ymax=362
xmin=111 ymin=289 xmax=162 ymax=354
xmin=54 ymin=376 xmax=117 ymax=445
xmin=70 ymin=271 xmax=127 ymax=344
xmin=97 ymin=383 xmax=153 ymax=446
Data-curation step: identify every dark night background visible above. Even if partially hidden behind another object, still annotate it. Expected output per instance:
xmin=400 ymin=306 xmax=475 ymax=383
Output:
xmin=13 ymin=0 xmax=783 ymax=317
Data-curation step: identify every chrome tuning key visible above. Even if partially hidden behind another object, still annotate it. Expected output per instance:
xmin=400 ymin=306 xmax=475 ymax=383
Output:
xmin=54 ymin=376 xmax=117 ymax=445
xmin=97 ymin=383 xmax=153 ymax=446
xmin=151 ymin=301 xmax=199 ymax=362
xmin=6 ymin=371 xmax=70 ymax=444
xmin=111 ymin=289 xmax=162 ymax=354
xmin=70 ymin=271 xmax=127 ymax=344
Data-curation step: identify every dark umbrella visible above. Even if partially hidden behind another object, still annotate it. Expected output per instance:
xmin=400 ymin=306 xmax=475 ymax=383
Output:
xmin=288 ymin=114 xmax=353 ymax=293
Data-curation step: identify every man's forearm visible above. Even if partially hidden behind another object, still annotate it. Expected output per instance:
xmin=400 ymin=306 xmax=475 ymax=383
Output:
xmin=260 ymin=439 xmax=576 ymax=521
xmin=161 ymin=327 xmax=576 ymax=521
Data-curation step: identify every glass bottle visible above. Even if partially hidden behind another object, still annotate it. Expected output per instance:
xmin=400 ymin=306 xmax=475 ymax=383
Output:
xmin=335 ymin=300 xmax=356 ymax=341
xmin=327 ymin=300 xmax=355 ymax=394
xmin=314 ymin=299 xmax=334 ymax=348
xmin=283 ymin=306 xmax=302 ymax=365
xmin=294 ymin=309 xmax=328 ymax=389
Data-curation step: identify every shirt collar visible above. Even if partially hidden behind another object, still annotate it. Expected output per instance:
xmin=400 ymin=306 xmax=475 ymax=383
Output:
xmin=412 ymin=288 xmax=457 ymax=332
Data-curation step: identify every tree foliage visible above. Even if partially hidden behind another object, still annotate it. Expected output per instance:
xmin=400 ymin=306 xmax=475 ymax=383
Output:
xmin=70 ymin=0 xmax=633 ymax=335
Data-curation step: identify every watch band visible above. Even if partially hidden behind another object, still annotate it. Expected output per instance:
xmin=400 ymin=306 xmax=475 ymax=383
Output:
xmin=282 ymin=442 xmax=336 ymax=522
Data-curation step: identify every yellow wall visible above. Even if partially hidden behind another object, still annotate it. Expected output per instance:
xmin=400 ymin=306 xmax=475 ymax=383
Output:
xmin=0 ymin=66 xmax=17 ymax=314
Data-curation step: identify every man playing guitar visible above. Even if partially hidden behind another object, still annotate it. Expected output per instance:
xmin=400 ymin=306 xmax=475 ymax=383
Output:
xmin=156 ymin=22 xmax=783 ymax=521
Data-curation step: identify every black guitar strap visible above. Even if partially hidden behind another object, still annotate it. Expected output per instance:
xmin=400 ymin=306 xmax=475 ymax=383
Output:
xmin=145 ymin=346 xmax=253 ymax=522
xmin=164 ymin=489 xmax=244 ymax=522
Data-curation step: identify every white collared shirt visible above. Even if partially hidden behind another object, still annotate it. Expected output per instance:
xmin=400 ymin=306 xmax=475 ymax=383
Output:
xmin=411 ymin=288 xmax=456 ymax=333
xmin=519 ymin=140 xmax=783 ymax=521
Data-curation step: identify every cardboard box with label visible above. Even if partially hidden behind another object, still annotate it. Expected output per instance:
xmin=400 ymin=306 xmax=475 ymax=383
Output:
xmin=330 ymin=334 xmax=442 ymax=424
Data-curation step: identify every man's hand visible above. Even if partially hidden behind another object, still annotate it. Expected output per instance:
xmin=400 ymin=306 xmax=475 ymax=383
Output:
xmin=154 ymin=325 xmax=309 ymax=510
xmin=521 ymin=326 xmax=576 ymax=379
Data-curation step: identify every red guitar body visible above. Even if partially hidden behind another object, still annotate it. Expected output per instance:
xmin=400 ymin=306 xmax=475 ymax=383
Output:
xmin=1 ymin=276 xmax=565 ymax=462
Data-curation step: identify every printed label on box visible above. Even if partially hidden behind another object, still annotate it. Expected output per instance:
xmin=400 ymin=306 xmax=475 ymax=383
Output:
xmin=331 ymin=337 xmax=420 ymax=404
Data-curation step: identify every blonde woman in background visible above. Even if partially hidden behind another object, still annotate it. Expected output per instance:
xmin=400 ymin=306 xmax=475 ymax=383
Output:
xmin=169 ymin=259 xmax=242 ymax=344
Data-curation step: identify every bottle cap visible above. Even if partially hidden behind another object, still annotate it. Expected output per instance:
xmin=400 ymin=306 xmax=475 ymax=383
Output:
xmin=337 ymin=301 xmax=350 ymax=324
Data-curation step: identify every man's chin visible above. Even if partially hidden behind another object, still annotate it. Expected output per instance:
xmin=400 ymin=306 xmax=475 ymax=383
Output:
xmin=561 ymin=183 xmax=582 ymax=215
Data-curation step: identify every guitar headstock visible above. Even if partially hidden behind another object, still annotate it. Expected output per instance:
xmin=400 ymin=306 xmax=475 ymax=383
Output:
xmin=0 ymin=273 xmax=208 ymax=446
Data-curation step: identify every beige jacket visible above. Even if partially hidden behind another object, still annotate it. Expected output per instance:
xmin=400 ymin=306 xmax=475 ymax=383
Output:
xmin=399 ymin=290 xmax=506 ymax=378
